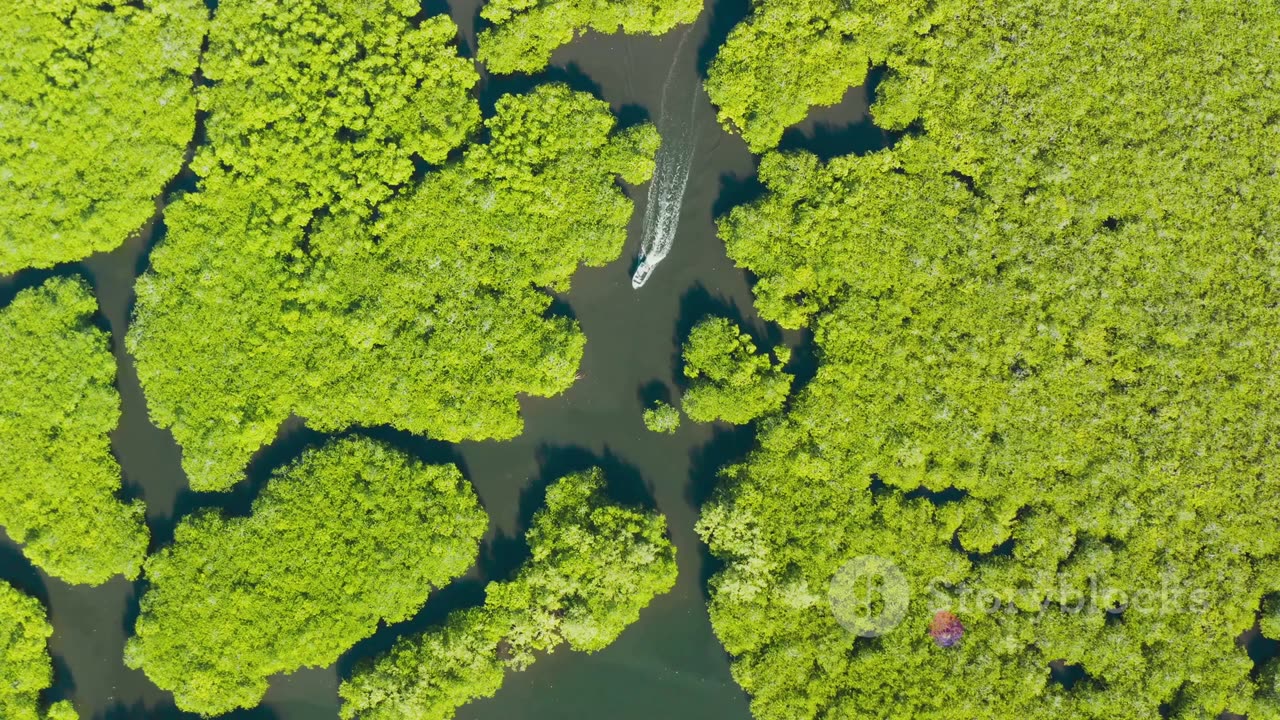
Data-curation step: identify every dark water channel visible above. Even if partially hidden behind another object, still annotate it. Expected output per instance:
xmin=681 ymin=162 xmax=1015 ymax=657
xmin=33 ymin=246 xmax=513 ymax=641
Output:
xmin=0 ymin=0 xmax=883 ymax=717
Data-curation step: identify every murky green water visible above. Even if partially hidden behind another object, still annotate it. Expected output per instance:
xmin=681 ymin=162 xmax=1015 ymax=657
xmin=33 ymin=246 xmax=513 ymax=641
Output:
xmin=0 ymin=0 xmax=881 ymax=717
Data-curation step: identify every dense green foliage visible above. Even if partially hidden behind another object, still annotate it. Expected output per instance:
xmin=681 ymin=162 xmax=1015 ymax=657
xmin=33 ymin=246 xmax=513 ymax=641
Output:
xmin=124 ymin=437 xmax=487 ymax=715
xmin=478 ymin=0 xmax=699 ymax=74
xmin=681 ymin=317 xmax=791 ymax=424
xmin=340 ymin=469 xmax=677 ymax=719
xmin=642 ymin=400 xmax=681 ymax=433
xmin=130 ymin=0 xmax=659 ymax=491
xmin=345 ymin=607 xmax=509 ymax=720
xmin=484 ymin=470 xmax=677 ymax=660
xmin=0 ymin=0 xmax=206 ymax=273
xmin=703 ymin=1 xmax=1280 ymax=718
xmin=0 ymin=582 xmax=78 ymax=720
xmin=0 ymin=278 xmax=148 ymax=585
xmin=188 ymin=0 xmax=479 ymax=225
xmin=704 ymin=0 xmax=908 ymax=150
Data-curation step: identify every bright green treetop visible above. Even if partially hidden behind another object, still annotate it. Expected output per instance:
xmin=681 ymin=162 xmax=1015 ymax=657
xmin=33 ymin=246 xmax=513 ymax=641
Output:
xmin=191 ymin=0 xmax=480 ymax=226
xmin=705 ymin=0 xmax=936 ymax=150
xmin=704 ymin=1 xmax=1280 ymax=718
xmin=343 ymin=607 xmax=509 ymax=720
xmin=124 ymin=437 xmax=487 ymax=716
xmin=0 ymin=278 xmax=148 ymax=585
xmin=0 ymin=0 xmax=206 ymax=273
xmin=340 ymin=468 xmax=678 ymax=720
xmin=0 ymin=582 xmax=78 ymax=720
xmin=130 ymin=0 xmax=660 ymax=493
xmin=478 ymin=0 xmax=700 ymax=74
xmin=681 ymin=316 xmax=791 ymax=424
xmin=487 ymin=469 xmax=678 ymax=662
xmin=643 ymin=400 xmax=682 ymax=434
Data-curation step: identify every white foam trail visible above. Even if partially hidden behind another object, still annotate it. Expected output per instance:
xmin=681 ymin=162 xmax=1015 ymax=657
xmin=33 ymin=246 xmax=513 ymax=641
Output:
xmin=632 ymin=30 xmax=697 ymax=289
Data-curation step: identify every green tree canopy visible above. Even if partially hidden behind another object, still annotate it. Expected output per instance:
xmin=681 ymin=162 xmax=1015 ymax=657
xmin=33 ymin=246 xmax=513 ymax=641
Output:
xmin=0 ymin=278 xmax=148 ymax=585
xmin=704 ymin=0 xmax=933 ymax=150
xmin=0 ymin=582 xmax=78 ymax=720
xmin=0 ymin=0 xmax=206 ymax=273
xmin=703 ymin=1 xmax=1280 ymax=718
xmin=681 ymin=316 xmax=791 ymax=424
xmin=124 ymin=437 xmax=487 ymax=716
xmin=340 ymin=468 xmax=678 ymax=720
xmin=129 ymin=0 xmax=659 ymax=492
xmin=190 ymin=0 xmax=480 ymax=226
xmin=478 ymin=0 xmax=700 ymax=74
xmin=643 ymin=400 xmax=682 ymax=434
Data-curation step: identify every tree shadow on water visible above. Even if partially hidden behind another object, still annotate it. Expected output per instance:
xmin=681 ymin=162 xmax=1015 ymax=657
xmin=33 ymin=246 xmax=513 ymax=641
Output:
xmin=357 ymin=424 xmax=468 ymax=470
xmin=0 ymin=265 xmax=90 ymax=308
xmin=121 ymin=574 xmax=146 ymax=638
xmin=414 ymin=0 xmax=454 ymax=28
xmin=461 ymin=444 xmax=656 ymax=595
xmin=94 ymin=700 xmax=277 ymax=720
xmin=775 ymin=68 xmax=901 ymax=161
xmin=696 ymin=0 xmax=752 ymax=78
xmin=1047 ymin=660 xmax=1090 ymax=691
xmin=336 ymin=571 xmax=489 ymax=678
xmin=470 ymin=1 xmax=493 ymax=48
xmin=1241 ymin=617 xmax=1279 ymax=680
xmin=480 ymin=444 xmax=660 ymax=577
xmin=637 ymin=378 xmax=673 ymax=407
xmin=783 ymin=326 xmax=819 ymax=396
xmin=613 ymin=102 xmax=653 ymax=131
xmin=777 ymin=112 xmax=895 ymax=162
xmin=711 ymin=166 xmax=766 ymax=220
xmin=768 ymin=66 xmax=911 ymax=161
xmin=545 ymin=291 xmax=577 ymax=323
xmin=528 ymin=444 xmax=657 ymax=520
xmin=47 ymin=653 xmax=76 ymax=710
xmin=685 ymin=424 xmax=755 ymax=510
xmin=0 ymin=536 xmax=48 ymax=605
xmin=478 ymin=63 xmax=605 ymax=117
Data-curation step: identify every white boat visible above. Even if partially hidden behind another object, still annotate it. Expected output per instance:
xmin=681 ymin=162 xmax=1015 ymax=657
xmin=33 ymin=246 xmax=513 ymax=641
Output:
xmin=632 ymin=259 xmax=656 ymax=288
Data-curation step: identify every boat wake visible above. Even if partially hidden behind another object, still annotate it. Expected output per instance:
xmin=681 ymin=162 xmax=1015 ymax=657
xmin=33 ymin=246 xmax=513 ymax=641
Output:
xmin=632 ymin=30 xmax=697 ymax=289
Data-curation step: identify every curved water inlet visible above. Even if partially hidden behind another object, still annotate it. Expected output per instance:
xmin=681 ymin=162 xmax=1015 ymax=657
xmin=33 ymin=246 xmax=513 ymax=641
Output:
xmin=633 ymin=30 xmax=698 ymax=289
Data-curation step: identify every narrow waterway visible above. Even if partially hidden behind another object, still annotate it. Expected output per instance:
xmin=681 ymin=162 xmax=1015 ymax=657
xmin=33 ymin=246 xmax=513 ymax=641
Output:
xmin=0 ymin=0 xmax=886 ymax=716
